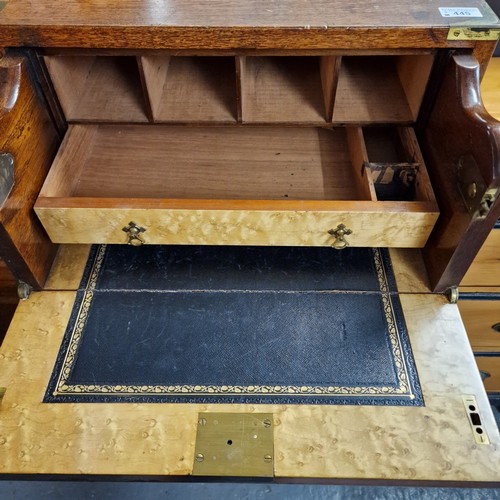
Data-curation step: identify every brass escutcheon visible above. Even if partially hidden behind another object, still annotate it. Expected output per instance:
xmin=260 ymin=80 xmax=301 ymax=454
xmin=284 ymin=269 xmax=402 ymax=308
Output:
xmin=122 ymin=221 xmax=146 ymax=246
xmin=328 ymin=224 xmax=352 ymax=250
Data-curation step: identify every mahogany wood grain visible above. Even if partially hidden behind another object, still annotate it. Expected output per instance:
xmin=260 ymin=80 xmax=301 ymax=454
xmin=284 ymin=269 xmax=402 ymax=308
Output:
xmin=422 ymin=54 xmax=500 ymax=292
xmin=0 ymin=55 xmax=60 ymax=288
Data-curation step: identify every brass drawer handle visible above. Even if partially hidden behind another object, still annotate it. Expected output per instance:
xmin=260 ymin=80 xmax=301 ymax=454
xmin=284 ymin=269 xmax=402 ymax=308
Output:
xmin=122 ymin=221 xmax=146 ymax=246
xmin=328 ymin=224 xmax=352 ymax=250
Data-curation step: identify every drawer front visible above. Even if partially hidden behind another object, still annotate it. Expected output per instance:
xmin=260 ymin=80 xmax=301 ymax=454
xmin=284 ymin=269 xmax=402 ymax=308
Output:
xmin=459 ymin=299 xmax=500 ymax=352
xmin=461 ymin=226 xmax=500 ymax=289
xmin=34 ymin=205 xmax=438 ymax=247
xmin=476 ymin=356 xmax=500 ymax=393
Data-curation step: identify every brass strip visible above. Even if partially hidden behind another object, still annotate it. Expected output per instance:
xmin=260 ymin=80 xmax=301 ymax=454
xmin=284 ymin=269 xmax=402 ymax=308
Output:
xmin=448 ymin=27 xmax=500 ymax=40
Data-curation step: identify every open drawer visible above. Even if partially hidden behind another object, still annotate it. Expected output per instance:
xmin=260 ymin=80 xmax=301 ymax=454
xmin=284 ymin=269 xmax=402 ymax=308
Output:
xmin=34 ymin=124 xmax=438 ymax=247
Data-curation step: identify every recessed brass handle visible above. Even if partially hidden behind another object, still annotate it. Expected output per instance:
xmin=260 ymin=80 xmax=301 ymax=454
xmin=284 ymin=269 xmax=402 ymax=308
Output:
xmin=122 ymin=221 xmax=146 ymax=246
xmin=328 ymin=224 xmax=352 ymax=250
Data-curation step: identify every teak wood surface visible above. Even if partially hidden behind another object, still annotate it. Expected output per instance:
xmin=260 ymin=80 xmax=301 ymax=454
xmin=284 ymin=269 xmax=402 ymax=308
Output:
xmin=0 ymin=246 xmax=499 ymax=481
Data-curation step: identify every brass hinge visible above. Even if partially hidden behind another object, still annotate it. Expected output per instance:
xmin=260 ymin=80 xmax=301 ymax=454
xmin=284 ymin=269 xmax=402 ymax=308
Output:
xmin=447 ymin=27 xmax=500 ymax=40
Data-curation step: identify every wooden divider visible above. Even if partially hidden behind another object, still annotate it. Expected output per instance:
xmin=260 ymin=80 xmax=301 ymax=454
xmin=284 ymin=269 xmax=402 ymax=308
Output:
xmin=346 ymin=127 xmax=377 ymax=201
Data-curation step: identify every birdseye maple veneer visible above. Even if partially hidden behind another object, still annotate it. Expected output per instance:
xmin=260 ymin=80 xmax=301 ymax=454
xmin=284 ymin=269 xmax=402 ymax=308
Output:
xmin=0 ymin=0 xmax=500 ymax=484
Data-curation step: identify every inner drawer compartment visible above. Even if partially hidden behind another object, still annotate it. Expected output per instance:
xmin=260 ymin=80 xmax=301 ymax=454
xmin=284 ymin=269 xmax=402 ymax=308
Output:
xmin=332 ymin=55 xmax=434 ymax=124
xmin=44 ymin=56 xmax=149 ymax=123
xmin=34 ymin=125 xmax=439 ymax=247
xmin=139 ymin=56 xmax=238 ymax=123
xmin=238 ymin=56 xmax=330 ymax=124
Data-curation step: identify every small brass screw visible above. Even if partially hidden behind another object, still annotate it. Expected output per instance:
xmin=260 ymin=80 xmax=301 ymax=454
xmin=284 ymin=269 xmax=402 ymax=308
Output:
xmin=264 ymin=454 xmax=273 ymax=463
xmin=263 ymin=419 xmax=272 ymax=428
xmin=468 ymin=182 xmax=477 ymax=199
xmin=195 ymin=453 xmax=204 ymax=462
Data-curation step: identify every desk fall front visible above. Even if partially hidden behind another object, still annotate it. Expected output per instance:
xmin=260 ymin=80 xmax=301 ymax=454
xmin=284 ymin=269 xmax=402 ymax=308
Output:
xmin=0 ymin=0 xmax=499 ymax=483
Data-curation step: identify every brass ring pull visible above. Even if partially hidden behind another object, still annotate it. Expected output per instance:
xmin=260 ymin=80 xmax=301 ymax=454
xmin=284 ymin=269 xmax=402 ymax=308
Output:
xmin=122 ymin=221 xmax=146 ymax=246
xmin=328 ymin=224 xmax=352 ymax=250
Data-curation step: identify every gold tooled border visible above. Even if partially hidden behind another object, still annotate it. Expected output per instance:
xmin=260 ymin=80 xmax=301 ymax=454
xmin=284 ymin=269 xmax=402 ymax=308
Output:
xmin=54 ymin=246 xmax=416 ymax=400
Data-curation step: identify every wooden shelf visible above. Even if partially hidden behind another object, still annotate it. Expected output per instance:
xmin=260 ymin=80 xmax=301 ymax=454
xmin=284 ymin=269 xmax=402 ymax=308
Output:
xmin=43 ymin=53 xmax=433 ymax=125
xmin=44 ymin=56 xmax=149 ymax=123
xmin=239 ymin=56 xmax=328 ymax=124
xmin=140 ymin=56 xmax=237 ymax=123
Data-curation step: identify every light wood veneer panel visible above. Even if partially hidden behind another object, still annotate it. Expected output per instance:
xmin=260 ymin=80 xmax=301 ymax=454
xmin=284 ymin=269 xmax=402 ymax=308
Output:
xmin=459 ymin=300 xmax=500 ymax=353
xmin=476 ymin=356 xmax=500 ymax=392
xmin=461 ymin=229 xmax=500 ymax=288
xmin=34 ymin=204 xmax=438 ymax=247
xmin=481 ymin=57 xmax=500 ymax=120
xmin=0 ymin=276 xmax=498 ymax=479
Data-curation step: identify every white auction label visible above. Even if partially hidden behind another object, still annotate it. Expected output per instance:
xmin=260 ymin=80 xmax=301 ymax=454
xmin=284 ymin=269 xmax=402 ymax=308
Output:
xmin=439 ymin=7 xmax=483 ymax=17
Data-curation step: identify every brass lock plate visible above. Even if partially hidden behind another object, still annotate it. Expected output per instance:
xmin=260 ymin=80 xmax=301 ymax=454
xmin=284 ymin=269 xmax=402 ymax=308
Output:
xmin=192 ymin=413 xmax=274 ymax=477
